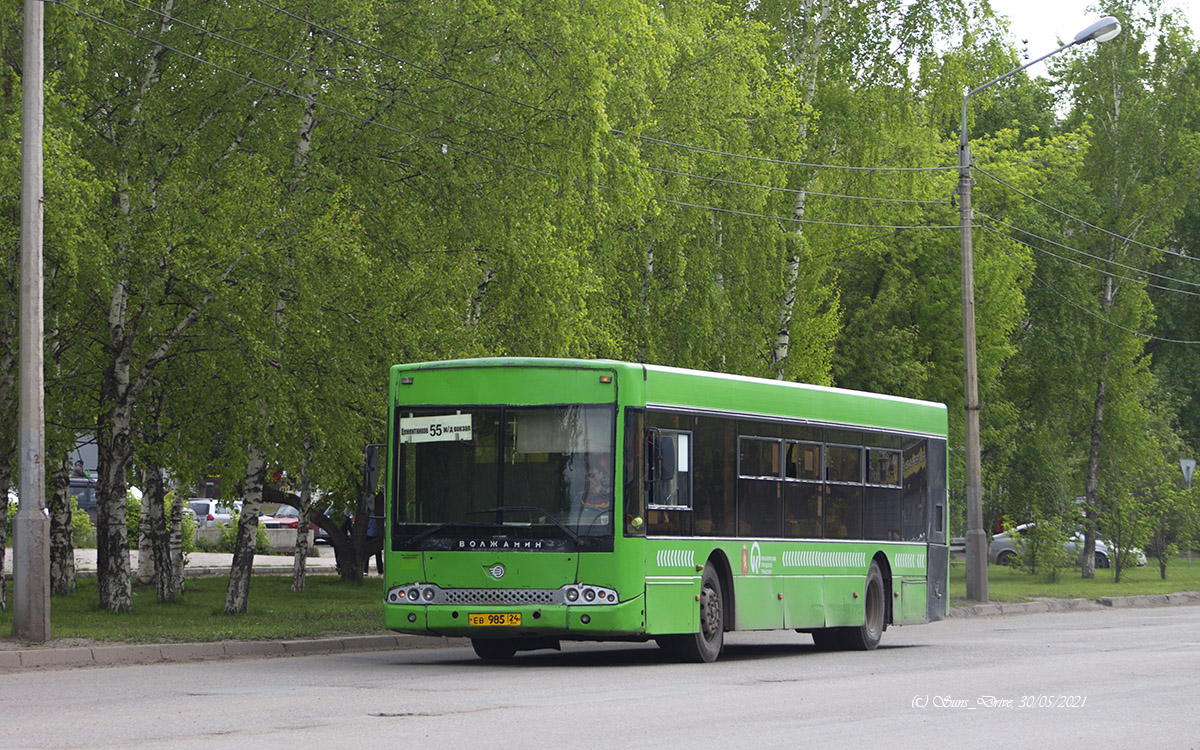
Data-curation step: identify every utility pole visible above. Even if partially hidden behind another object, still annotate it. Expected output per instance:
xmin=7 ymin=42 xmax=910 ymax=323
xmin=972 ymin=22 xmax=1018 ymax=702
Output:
xmin=958 ymin=130 xmax=987 ymax=603
xmin=15 ymin=0 xmax=50 ymax=641
xmin=958 ymin=16 xmax=1121 ymax=603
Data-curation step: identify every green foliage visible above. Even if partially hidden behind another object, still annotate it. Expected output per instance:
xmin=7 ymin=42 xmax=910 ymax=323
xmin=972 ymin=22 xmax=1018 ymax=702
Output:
xmin=70 ymin=497 xmax=96 ymax=548
xmin=3 ymin=0 xmax=1199 ymax=616
xmin=125 ymin=492 xmax=141 ymax=550
xmin=219 ymin=514 xmax=272 ymax=555
xmin=1008 ymin=519 xmax=1075 ymax=582
xmin=180 ymin=511 xmax=197 ymax=555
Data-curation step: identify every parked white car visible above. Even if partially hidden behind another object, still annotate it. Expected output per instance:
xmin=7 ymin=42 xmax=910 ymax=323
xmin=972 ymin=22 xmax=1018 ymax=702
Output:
xmin=188 ymin=498 xmax=242 ymax=528
xmin=990 ymin=523 xmax=1146 ymax=568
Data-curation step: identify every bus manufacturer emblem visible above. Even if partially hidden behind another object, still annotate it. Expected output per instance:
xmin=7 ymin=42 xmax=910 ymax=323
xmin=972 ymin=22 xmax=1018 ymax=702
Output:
xmin=485 ymin=563 xmax=506 ymax=580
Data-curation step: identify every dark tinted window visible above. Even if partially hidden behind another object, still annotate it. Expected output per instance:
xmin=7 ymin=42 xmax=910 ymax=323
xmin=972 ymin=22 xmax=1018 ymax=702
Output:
xmin=739 ymin=438 xmax=781 ymax=479
xmin=692 ymin=416 xmax=735 ymax=537
xmin=786 ymin=442 xmax=822 ymax=481
xmin=826 ymin=445 xmax=861 ymax=483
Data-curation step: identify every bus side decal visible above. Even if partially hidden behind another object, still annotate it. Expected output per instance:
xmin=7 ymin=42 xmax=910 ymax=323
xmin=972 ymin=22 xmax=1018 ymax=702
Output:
xmin=892 ymin=552 xmax=926 ymax=571
xmin=781 ymin=550 xmax=867 ymax=570
xmin=656 ymin=549 xmax=697 ymax=569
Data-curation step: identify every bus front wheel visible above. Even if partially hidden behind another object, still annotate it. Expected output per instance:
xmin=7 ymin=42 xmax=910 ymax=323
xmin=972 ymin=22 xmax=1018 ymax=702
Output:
xmin=659 ymin=563 xmax=725 ymax=663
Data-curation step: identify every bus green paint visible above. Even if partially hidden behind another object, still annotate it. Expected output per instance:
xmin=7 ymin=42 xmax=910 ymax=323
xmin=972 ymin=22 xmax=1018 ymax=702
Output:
xmin=383 ymin=358 xmax=949 ymax=659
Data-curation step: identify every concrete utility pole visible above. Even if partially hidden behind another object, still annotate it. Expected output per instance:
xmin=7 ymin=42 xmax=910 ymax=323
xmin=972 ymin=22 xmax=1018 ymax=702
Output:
xmin=15 ymin=0 xmax=50 ymax=641
xmin=959 ymin=16 xmax=1121 ymax=603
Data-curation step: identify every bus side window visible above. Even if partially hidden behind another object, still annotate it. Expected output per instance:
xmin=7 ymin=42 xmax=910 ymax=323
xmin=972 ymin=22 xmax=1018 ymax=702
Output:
xmin=647 ymin=430 xmax=692 ymax=508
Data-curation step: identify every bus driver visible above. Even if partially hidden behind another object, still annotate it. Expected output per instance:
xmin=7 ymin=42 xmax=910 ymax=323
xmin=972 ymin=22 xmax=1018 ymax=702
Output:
xmin=574 ymin=455 xmax=613 ymax=510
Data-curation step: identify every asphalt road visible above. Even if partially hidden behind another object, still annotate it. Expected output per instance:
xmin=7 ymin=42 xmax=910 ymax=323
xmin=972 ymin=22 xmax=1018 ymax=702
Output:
xmin=6 ymin=604 xmax=1199 ymax=749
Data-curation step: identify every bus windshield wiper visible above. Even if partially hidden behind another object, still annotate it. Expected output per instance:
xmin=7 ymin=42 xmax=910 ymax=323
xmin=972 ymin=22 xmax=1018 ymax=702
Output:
xmin=474 ymin=506 xmax=585 ymax=546
xmin=404 ymin=520 xmax=492 ymax=547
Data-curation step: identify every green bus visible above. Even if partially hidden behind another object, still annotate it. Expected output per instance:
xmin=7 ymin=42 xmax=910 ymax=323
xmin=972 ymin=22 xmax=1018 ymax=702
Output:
xmin=383 ymin=358 xmax=948 ymax=662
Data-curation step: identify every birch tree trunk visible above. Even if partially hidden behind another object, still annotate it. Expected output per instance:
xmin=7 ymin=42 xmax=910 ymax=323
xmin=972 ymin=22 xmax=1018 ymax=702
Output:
xmin=225 ymin=443 xmax=267 ymax=614
xmin=0 ymin=313 xmax=16 ymax=611
xmin=96 ymin=315 xmax=136 ymax=611
xmin=141 ymin=465 xmax=177 ymax=602
xmin=167 ymin=481 xmax=186 ymax=600
xmin=137 ymin=489 xmax=155 ymax=585
xmin=48 ymin=461 xmax=76 ymax=595
xmin=1082 ymin=271 xmax=1117 ymax=580
xmin=291 ymin=451 xmax=313 ymax=592
xmin=770 ymin=0 xmax=828 ymax=379
xmin=94 ymin=0 xmax=174 ymax=613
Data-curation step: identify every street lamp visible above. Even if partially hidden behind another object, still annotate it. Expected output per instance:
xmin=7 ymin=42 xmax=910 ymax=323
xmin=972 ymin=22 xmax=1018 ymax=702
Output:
xmin=959 ymin=16 xmax=1121 ymax=603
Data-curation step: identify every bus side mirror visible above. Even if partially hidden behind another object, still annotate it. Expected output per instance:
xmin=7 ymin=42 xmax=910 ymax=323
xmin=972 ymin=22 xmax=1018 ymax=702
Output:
xmin=363 ymin=443 xmax=382 ymax=495
xmin=647 ymin=431 xmax=676 ymax=483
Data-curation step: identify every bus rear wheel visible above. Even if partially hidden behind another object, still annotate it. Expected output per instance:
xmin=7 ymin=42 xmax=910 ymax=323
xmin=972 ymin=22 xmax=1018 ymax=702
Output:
xmin=471 ymin=638 xmax=518 ymax=660
xmin=660 ymin=563 xmax=725 ymax=663
xmin=842 ymin=560 xmax=885 ymax=651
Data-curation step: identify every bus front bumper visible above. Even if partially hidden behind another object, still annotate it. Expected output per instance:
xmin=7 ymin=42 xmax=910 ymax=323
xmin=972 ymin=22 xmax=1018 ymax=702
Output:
xmin=385 ymin=595 xmax=646 ymax=640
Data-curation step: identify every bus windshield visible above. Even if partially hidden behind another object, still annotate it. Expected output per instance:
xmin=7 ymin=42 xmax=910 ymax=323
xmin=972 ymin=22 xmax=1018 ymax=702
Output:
xmin=393 ymin=405 xmax=615 ymax=551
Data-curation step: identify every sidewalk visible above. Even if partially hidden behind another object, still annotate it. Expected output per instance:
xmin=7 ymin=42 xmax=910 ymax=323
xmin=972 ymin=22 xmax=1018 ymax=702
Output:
xmin=69 ymin=547 xmax=340 ymax=577
xmin=948 ymin=590 xmax=1200 ymax=617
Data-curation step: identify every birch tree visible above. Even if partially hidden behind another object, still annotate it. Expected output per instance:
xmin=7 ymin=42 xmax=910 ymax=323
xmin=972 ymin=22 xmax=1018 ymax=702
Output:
xmin=1060 ymin=0 xmax=1200 ymax=577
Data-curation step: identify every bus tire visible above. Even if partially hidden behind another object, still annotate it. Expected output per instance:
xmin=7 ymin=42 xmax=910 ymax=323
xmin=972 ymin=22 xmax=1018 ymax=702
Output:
xmin=842 ymin=560 xmax=885 ymax=651
xmin=665 ymin=563 xmax=725 ymax=663
xmin=471 ymin=638 xmax=518 ymax=660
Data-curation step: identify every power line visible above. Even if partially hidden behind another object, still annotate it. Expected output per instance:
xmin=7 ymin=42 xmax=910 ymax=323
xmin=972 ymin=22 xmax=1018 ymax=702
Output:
xmin=648 ymin=195 xmax=960 ymax=230
xmin=982 ymin=225 xmax=1200 ymax=345
xmin=54 ymin=1 xmax=966 ymax=240
xmin=976 ymin=211 xmax=1200 ymax=291
xmin=624 ymin=131 xmax=959 ymax=172
xmin=249 ymin=0 xmax=961 ymax=177
xmin=637 ymin=164 xmax=951 ymax=205
xmin=250 ymin=0 xmax=555 ymax=118
xmin=980 ymin=222 xmax=1200 ymax=299
xmin=116 ymin=0 xmax=549 ymax=152
xmin=122 ymin=0 xmax=954 ymax=209
xmin=51 ymin=0 xmax=563 ymax=182
xmin=974 ymin=165 xmax=1195 ymax=261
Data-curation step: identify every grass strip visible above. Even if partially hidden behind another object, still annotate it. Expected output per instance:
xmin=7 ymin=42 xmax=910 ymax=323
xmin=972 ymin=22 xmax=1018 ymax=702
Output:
xmin=0 ymin=575 xmax=385 ymax=644
xmin=950 ymin=557 xmax=1200 ymax=604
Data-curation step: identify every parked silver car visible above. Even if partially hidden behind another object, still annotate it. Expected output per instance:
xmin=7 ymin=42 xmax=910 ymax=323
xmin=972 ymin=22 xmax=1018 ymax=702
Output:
xmin=990 ymin=523 xmax=1146 ymax=568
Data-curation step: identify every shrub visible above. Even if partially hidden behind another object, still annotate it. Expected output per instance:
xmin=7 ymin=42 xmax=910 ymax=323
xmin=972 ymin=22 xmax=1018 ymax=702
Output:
xmin=126 ymin=491 xmax=141 ymax=549
xmin=70 ymin=497 xmax=97 ymax=547
xmin=1013 ymin=520 xmax=1074 ymax=582
xmin=219 ymin=513 xmax=272 ymax=555
xmin=180 ymin=510 xmax=197 ymax=554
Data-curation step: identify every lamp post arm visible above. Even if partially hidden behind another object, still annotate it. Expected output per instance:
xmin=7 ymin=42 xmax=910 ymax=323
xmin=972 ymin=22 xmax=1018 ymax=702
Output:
xmin=959 ymin=40 xmax=1075 ymax=150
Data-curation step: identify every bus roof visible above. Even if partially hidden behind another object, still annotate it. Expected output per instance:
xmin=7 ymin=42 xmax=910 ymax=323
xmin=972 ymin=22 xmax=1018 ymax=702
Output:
xmin=391 ymin=357 xmax=948 ymax=438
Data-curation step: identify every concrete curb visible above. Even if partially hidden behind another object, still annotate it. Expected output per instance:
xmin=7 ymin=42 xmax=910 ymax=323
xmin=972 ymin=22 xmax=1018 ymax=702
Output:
xmin=0 ymin=633 xmax=465 ymax=673
xmin=949 ymin=590 xmax=1200 ymax=618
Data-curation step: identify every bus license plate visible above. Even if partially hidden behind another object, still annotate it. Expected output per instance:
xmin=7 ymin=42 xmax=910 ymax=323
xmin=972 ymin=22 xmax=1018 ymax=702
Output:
xmin=468 ymin=613 xmax=521 ymax=627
